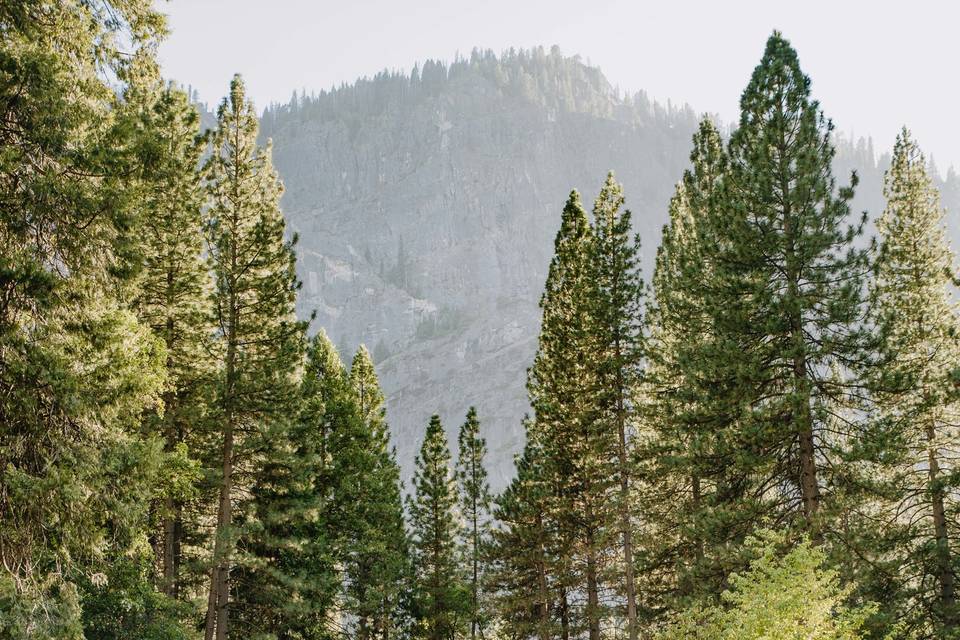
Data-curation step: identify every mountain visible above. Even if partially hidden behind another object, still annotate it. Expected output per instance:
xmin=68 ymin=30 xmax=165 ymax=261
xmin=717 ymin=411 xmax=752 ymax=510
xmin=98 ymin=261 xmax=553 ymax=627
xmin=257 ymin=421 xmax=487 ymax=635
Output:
xmin=256 ymin=46 xmax=960 ymax=488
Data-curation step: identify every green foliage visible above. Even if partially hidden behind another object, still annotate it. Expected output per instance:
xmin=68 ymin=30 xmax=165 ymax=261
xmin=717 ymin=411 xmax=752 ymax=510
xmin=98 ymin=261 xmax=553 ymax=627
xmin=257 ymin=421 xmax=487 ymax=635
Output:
xmin=343 ymin=345 xmax=411 ymax=640
xmin=658 ymin=531 xmax=874 ymax=640
xmin=485 ymin=421 xmax=558 ymax=640
xmin=868 ymin=129 xmax=960 ymax=637
xmin=527 ymin=189 xmax=613 ymax=637
xmin=79 ymin=549 xmax=194 ymax=640
xmin=0 ymin=1 xmax=172 ymax=632
xmin=409 ymin=415 xmax=469 ymax=640
xmin=202 ymin=73 xmax=307 ymax=639
xmin=456 ymin=407 xmax=493 ymax=639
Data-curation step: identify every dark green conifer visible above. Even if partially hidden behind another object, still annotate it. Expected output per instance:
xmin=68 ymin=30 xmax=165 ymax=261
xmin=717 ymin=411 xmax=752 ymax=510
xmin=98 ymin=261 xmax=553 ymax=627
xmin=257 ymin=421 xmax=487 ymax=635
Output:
xmin=456 ymin=407 xmax=492 ymax=640
xmin=202 ymin=74 xmax=306 ymax=640
xmin=486 ymin=420 xmax=556 ymax=640
xmin=409 ymin=415 xmax=468 ymax=640
xmin=588 ymin=173 xmax=645 ymax=639
xmin=346 ymin=345 xmax=411 ymax=640
xmin=231 ymin=331 xmax=342 ymax=639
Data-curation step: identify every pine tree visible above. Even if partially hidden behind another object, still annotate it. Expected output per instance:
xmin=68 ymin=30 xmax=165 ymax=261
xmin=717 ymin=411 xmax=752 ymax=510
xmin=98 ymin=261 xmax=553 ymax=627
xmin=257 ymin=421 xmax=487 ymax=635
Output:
xmin=588 ymin=172 xmax=644 ymax=639
xmin=486 ymin=420 xmax=556 ymax=640
xmin=230 ymin=331 xmax=342 ymax=639
xmin=409 ymin=415 xmax=468 ymax=640
xmin=456 ymin=407 xmax=493 ymax=640
xmin=202 ymin=74 xmax=306 ymax=640
xmin=528 ymin=190 xmax=614 ymax=640
xmin=871 ymin=129 xmax=960 ymax=636
xmin=643 ymin=119 xmax=731 ymax=609
xmin=346 ymin=345 xmax=411 ymax=640
xmin=681 ymin=33 xmax=873 ymax=560
xmin=121 ymin=53 xmax=211 ymax=603
xmin=0 ymin=2 xmax=170 ymax=634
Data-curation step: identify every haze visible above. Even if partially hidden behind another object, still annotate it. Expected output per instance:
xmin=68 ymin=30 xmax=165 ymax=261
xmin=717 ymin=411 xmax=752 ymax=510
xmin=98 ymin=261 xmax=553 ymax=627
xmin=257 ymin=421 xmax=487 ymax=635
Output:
xmin=157 ymin=0 xmax=959 ymax=171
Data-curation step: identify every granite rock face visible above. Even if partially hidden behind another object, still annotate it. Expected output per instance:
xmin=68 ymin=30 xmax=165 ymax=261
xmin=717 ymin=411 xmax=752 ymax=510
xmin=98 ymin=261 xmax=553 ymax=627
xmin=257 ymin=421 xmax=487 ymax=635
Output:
xmin=257 ymin=48 xmax=960 ymax=489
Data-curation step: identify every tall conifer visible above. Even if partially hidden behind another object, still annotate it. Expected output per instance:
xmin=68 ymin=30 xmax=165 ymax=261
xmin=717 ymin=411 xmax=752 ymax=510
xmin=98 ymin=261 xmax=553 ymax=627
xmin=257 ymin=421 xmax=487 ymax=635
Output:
xmin=528 ymin=190 xmax=613 ymax=640
xmin=409 ymin=415 xmax=467 ymax=640
xmin=230 ymin=332 xmax=342 ymax=639
xmin=346 ymin=346 xmax=411 ymax=640
xmin=872 ymin=130 xmax=960 ymax=636
xmin=588 ymin=173 xmax=644 ymax=639
xmin=643 ymin=120 xmax=731 ymax=608
xmin=202 ymin=75 xmax=306 ymax=640
xmin=456 ymin=407 xmax=492 ymax=640
xmin=122 ymin=54 xmax=211 ymax=603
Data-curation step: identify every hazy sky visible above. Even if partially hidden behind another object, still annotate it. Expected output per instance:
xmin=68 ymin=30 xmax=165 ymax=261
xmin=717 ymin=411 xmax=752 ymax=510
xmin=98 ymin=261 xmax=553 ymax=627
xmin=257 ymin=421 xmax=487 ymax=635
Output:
xmin=157 ymin=0 xmax=959 ymax=171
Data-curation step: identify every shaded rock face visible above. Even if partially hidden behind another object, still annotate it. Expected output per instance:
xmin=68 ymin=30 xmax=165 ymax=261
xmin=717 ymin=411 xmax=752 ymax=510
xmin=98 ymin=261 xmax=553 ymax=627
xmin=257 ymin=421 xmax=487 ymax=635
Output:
xmin=258 ymin=48 xmax=960 ymax=489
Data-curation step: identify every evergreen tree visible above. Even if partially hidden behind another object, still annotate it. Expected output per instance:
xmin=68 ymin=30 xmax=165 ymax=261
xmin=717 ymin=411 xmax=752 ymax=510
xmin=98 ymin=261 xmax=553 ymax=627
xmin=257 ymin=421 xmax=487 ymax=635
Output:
xmin=121 ymin=53 xmax=212 ymax=604
xmin=0 ymin=2 xmax=171 ymax=635
xmin=486 ymin=420 xmax=556 ymax=640
xmin=643 ymin=119 xmax=731 ymax=610
xmin=456 ymin=407 xmax=493 ymax=640
xmin=871 ymin=129 xmax=960 ymax=637
xmin=528 ymin=190 xmax=614 ymax=640
xmin=202 ymin=74 xmax=306 ymax=640
xmin=588 ymin=172 xmax=644 ymax=639
xmin=409 ymin=415 xmax=468 ymax=640
xmin=713 ymin=31 xmax=871 ymax=536
xmin=230 ymin=331 xmax=342 ymax=640
xmin=664 ymin=35 xmax=874 ymax=587
xmin=346 ymin=345 xmax=411 ymax=640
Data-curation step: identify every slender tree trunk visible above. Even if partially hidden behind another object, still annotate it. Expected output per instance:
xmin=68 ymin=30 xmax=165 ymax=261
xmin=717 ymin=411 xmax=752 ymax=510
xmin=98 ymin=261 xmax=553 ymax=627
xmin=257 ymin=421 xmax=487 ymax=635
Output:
xmin=162 ymin=494 xmax=176 ymax=595
xmin=205 ymin=277 xmax=237 ymax=640
xmin=205 ymin=408 xmax=234 ymax=640
xmin=781 ymin=164 xmax=820 ymax=532
xmin=161 ymin=277 xmax=179 ymax=597
xmin=535 ymin=511 xmax=550 ymax=640
xmin=471 ymin=487 xmax=479 ymax=640
xmin=585 ymin=533 xmax=601 ymax=640
xmin=691 ymin=473 xmax=703 ymax=562
xmin=613 ymin=353 xmax=638 ymax=640
xmin=559 ymin=586 xmax=570 ymax=640
xmin=926 ymin=420 xmax=956 ymax=627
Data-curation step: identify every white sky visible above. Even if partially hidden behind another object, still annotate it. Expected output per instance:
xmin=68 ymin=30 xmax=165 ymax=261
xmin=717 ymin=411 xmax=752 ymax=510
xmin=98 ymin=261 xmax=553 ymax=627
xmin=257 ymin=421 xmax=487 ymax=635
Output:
xmin=156 ymin=0 xmax=959 ymax=171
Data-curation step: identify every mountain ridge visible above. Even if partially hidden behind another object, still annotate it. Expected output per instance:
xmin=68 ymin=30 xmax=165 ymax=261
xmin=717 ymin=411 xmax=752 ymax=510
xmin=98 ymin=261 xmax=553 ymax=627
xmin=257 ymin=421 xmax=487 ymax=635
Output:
xmin=243 ymin=46 xmax=960 ymax=487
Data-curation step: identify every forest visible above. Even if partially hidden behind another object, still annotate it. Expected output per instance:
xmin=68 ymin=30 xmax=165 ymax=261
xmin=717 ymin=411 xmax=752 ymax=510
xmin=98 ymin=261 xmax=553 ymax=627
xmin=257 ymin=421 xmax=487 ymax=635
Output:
xmin=2 ymin=2 xmax=960 ymax=640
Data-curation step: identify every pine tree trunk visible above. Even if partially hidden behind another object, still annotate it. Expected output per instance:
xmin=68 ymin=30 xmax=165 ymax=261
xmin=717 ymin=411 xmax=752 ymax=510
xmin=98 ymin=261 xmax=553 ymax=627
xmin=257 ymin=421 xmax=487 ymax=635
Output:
xmin=161 ymin=277 xmax=179 ymax=597
xmin=559 ymin=586 xmax=570 ymax=640
xmin=535 ymin=511 xmax=550 ymax=640
xmin=926 ymin=420 xmax=956 ymax=627
xmin=162 ymin=495 xmax=176 ymax=595
xmin=782 ymin=167 xmax=820 ymax=531
xmin=205 ymin=272 xmax=238 ymax=640
xmin=613 ymin=356 xmax=638 ymax=640
xmin=585 ymin=533 xmax=601 ymax=640
xmin=692 ymin=472 xmax=703 ymax=562
xmin=471 ymin=486 xmax=479 ymax=640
